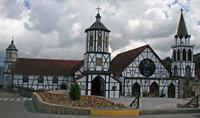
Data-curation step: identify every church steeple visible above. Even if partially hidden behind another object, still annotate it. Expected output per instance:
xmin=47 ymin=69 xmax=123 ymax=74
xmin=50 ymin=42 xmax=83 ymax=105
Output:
xmin=175 ymin=9 xmax=189 ymax=38
xmin=84 ymin=7 xmax=111 ymax=73
xmin=171 ymin=8 xmax=195 ymax=79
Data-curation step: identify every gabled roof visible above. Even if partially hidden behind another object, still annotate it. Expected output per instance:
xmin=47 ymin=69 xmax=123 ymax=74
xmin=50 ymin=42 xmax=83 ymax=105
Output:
xmin=110 ymin=45 xmax=170 ymax=76
xmin=12 ymin=58 xmax=82 ymax=76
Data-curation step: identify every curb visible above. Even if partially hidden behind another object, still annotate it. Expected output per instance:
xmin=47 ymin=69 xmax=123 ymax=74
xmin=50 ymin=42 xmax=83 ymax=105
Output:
xmin=91 ymin=108 xmax=140 ymax=117
xmin=140 ymin=108 xmax=200 ymax=115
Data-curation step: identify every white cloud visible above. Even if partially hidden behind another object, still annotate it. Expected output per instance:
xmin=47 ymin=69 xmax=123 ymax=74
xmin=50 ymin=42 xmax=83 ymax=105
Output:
xmin=0 ymin=0 xmax=199 ymax=61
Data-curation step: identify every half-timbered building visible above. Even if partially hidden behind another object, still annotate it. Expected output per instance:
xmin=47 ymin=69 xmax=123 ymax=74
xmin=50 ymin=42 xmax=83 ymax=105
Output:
xmin=110 ymin=45 xmax=178 ymax=98
xmin=2 ymin=8 xmax=196 ymax=98
xmin=75 ymin=11 xmax=121 ymax=98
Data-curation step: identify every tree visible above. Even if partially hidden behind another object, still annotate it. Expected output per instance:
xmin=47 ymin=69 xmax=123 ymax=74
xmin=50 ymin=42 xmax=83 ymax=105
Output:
xmin=69 ymin=82 xmax=81 ymax=100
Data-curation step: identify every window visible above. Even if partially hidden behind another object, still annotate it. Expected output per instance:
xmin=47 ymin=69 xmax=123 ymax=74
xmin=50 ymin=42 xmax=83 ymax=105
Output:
xmin=183 ymin=49 xmax=186 ymax=61
xmin=188 ymin=49 xmax=192 ymax=61
xmin=97 ymin=35 xmax=102 ymax=48
xmin=112 ymin=86 xmax=117 ymax=91
xmin=186 ymin=66 xmax=191 ymax=77
xmin=38 ymin=76 xmax=44 ymax=83
xmin=23 ymin=75 xmax=29 ymax=83
xmin=53 ymin=76 xmax=58 ymax=84
xmin=89 ymin=33 xmax=93 ymax=48
xmin=96 ymin=58 xmax=102 ymax=66
xmin=177 ymin=49 xmax=180 ymax=61
xmin=173 ymin=50 xmax=176 ymax=61
xmin=174 ymin=66 xmax=178 ymax=77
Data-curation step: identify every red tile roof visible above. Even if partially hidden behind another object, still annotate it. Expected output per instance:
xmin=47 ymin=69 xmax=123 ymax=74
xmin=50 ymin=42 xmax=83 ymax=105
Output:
xmin=12 ymin=58 xmax=83 ymax=76
xmin=110 ymin=45 xmax=170 ymax=76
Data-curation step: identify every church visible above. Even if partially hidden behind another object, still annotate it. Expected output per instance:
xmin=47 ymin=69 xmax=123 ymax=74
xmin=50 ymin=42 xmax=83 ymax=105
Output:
xmin=3 ymin=8 xmax=195 ymax=98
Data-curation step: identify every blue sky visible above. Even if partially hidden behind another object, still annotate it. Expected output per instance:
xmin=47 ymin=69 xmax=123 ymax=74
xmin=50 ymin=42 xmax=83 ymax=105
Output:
xmin=0 ymin=0 xmax=199 ymax=60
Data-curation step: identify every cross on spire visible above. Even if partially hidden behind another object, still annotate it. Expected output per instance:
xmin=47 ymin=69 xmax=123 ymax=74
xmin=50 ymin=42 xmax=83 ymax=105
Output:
xmin=11 ymin=36 xmax=14 ymax=44
xmin=96 ymin=6 xmax=101 ymax=14
xmin=180 ymin=7 xmax=183 ymax=13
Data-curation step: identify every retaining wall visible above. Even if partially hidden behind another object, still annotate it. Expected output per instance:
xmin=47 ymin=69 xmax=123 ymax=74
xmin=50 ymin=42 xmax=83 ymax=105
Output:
xmin=32 ymin=92 xmax=90 ymax=115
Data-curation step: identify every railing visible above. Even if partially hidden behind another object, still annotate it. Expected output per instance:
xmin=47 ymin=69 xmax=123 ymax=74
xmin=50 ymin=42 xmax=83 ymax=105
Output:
xmin=182 ymin=95 xmax=200 ymax=108
xmin=129 ymin=95 xmax=140 ymax=108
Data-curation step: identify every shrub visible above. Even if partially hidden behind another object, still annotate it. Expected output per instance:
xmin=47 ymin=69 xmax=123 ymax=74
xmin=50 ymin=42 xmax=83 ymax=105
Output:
xmin=142 ymin=89 xmax=149 ymax=97
xmin=69 ymin=82 xmax=81 ymax=100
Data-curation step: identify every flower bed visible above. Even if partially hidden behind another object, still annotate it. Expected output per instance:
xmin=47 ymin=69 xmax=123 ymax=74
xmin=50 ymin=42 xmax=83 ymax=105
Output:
xmin=37 ymin=91 xmax=125 ymax=108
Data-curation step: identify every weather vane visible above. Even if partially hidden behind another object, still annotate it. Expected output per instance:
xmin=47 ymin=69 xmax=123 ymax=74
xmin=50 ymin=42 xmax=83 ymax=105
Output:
xmin=96 ymin=6 xmax=101 ymax=13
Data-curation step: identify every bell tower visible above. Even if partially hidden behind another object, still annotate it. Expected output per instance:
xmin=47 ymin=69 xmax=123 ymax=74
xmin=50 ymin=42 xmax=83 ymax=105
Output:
xmin=171 ymin=9 xmax=195 ymax=97
xmin=83 ymin=7 xmax=111 ymax=73
xmin=3 ymin=40 xmax=18 ymax=89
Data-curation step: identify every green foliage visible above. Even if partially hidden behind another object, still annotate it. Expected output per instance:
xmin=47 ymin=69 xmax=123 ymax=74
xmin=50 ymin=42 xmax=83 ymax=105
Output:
xmin=69 ymin=82 xmax=81 ymax=100
xmin=142 ymin=89 xmax=149 ymax=97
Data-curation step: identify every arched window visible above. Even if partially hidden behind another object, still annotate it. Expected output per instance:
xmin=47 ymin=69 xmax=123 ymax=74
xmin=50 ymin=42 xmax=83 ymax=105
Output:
xmin=173 ymin=50 xmax=176 ymax=61
xmin=188 ymin=49 xmax=192 ymax=61
xmin=183 ymin=49 xmax=186 ymax=61
xmin=97 ymin=31 xmax=102 ymax=49
xmin=174 ymin=66 xmax=178 ymax=76
xmin=186 ymin=65 xmax=191 ymax=77
xmin=89 ymin=33 xmax=93 ymax=48
xmin=177 ymin=49 xmax=180 ymax=61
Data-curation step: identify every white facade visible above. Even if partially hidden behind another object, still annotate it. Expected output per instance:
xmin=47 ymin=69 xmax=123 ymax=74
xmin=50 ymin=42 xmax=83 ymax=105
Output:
xmin=117 ymin=46 xmax=178 ymax=98
xmin=13 ymin=75 xmax=72 ymax=90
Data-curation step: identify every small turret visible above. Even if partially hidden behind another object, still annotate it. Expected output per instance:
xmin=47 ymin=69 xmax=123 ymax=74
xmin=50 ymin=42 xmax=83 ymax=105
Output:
xmin=3 ymin=39 xmax=18 ymax=89
xmin=5 ymin=40 xmax=18 ymax=63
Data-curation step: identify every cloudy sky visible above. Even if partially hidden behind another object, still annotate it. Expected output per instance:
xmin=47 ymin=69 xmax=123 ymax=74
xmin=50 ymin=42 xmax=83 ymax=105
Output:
xmin=0 ymin=0 xmax=199 ymax=61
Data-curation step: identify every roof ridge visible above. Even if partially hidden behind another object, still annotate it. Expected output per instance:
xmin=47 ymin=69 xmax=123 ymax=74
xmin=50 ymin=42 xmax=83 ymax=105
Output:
xmin=17 ymin=58 xmax=81 ymax=62
xmin=115 ymin=44 xmax=149 ymax=56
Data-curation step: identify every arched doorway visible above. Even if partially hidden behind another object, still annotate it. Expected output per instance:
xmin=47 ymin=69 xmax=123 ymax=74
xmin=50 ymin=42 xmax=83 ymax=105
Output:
xmin=168 ymin=83 xmax=175 ymax=98
xmin=132 ymin=82 xmax=140 ymax=96
xmin=91 ymin=76 xmax=105 ymax=96
xmin=149 ymin=82 xmax=159 ymax=96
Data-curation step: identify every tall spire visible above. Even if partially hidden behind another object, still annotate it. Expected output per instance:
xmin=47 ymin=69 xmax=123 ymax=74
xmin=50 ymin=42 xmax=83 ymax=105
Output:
xmin=176 ymin=8 xmax=188 ymax=37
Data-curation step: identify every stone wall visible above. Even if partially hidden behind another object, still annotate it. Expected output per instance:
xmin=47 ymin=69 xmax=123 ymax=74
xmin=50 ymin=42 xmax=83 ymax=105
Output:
xmin=32 ymin=92 xmax=90 ymax=115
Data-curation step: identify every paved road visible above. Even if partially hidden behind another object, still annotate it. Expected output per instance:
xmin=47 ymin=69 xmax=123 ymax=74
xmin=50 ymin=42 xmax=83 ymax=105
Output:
xmin=0 ymin=91 xmax=200 ymax=118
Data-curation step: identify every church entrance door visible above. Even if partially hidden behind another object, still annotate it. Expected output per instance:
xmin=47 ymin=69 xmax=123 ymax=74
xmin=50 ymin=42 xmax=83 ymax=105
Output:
xmin=132 ymin=83 xmax=140 ymax=96
xmin=91 ymin=76 xmax=105 ymax=96
xmin=149 ymin=82 xmax=159 ymax=97
xmin=168 ymin=83 xmax=175 ymax=98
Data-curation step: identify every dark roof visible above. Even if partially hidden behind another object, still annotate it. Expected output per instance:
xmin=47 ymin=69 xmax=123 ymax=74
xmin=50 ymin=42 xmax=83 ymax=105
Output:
xmin=110 ymin=45 xmax=170 ymax=76
xmin=85 ymin=13 xmax=110 ymax=32
xmin=175 ymin=12 xmax=189 ymax=38
xmin=6 ymin=40 xmax=18 ymax=51
xmin=12 ymin=58 xmax=82 ymax=76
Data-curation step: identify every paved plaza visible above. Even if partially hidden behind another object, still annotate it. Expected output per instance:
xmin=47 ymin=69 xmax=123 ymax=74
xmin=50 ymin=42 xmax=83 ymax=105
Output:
xmin=110 ymin=97 xmax=191 ymax=110
xmin=0 ymin=91 xmax=199 ymax=118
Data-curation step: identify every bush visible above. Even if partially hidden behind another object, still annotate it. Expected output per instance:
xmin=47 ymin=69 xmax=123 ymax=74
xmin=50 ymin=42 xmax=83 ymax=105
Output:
xmin=69 ymin=82 xmax=81 ymax=100
xmin=142 ymin=89 xmax=149 ymax=97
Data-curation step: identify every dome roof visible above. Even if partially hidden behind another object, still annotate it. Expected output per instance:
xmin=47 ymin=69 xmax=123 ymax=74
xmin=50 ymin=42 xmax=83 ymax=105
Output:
xmin=85 ymin=13 xmax=110 ymax=32
xmin=6 ymin=40 xmax=18 ymax=51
